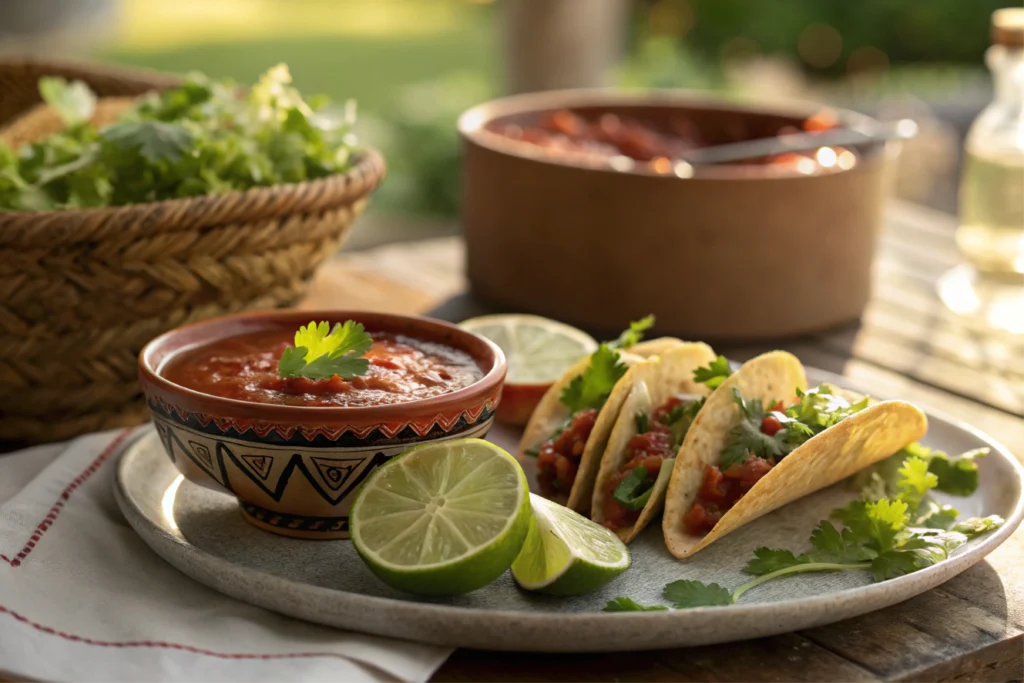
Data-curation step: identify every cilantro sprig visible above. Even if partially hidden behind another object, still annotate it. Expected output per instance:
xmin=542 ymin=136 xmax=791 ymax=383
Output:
xmin=559 ymin=317 xmax=654 ymax=415
xmin=609 ymin=315 xmax=655 ymax=350
xmin=277 ymin=320 xmax=373 ymax=380
xmin=719 ymin=385 xmax=868 ymax=469
xmin=605 ymin=447 xmax=1003 ymax=611
xmin=603 ymin=597 xmax=667 ymax=612
xmin=692 ymin=355 xmax=733 ymax=390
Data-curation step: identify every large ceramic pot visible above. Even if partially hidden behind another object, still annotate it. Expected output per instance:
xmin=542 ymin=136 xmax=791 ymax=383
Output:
xmin=459 ymin=89 xmax=898 ymax=341
xmin=138 ymin=311 xmax=505 ymax=540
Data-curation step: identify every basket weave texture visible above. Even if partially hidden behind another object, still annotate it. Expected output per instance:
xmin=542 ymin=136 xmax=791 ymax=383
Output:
xmin=0 ymin=59 xmax=386 ymax=444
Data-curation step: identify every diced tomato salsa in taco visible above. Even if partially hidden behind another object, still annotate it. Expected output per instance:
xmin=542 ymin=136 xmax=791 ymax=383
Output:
xmin=518 ymin=316 xmax=684 ymax=514
xmin=663 ymin=350 xmax=929 ymax=559
xmin=590 ymin=343 xmax=723 ymax=542
xmin=681 ymin=387 xmax=869 ymax=535
xmin=601 ymin=394 xmax=701 ymax=532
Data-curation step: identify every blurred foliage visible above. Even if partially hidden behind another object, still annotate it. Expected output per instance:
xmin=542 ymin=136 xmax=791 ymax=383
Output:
xmin=617 ymin=37 xmax=722 ymax=90
xmin=640 ymin=0 xmax=1006 ymax=76
xmin=369 ymin=72 xmax=493 ymax=218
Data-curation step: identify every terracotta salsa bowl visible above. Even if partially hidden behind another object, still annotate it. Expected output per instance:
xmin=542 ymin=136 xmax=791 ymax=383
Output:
xmin=459 ymin=89 xmax=897 ymax=341
xmin=138 ymin=311 xmax=506 ymax=540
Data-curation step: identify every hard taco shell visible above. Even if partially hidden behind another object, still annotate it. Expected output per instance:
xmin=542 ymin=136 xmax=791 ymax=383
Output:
xmin=517 ymin=337 xmax=683 ymax=514
xmin=662 ymin=350 xmax=928 ymax=559
xmin=591 ymin=342 xmax=718 ymax=543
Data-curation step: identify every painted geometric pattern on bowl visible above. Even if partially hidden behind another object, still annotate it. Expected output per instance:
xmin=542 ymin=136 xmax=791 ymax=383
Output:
xmin=145 ymin=391 xmax=499 ymax=447
xmin=152 ymin=414 xmax=493 ymax=508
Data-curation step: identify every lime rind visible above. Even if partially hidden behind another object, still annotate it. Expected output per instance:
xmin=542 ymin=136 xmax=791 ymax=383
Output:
xmin=351 ymin=439 xmax=531 ymax=596
xmin=511 ymin=494 xmax=631 ymax=596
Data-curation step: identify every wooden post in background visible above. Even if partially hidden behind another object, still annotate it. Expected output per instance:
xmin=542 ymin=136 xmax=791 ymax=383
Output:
xmin=500 ymin=0 xmax=629 ymax=94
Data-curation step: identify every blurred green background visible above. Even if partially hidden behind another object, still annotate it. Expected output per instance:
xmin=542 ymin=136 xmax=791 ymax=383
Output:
xmin=3 ymin=0 xmax=1007 ymax=224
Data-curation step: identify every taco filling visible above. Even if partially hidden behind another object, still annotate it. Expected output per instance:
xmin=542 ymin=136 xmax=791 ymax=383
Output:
xmin=682 ymin=385 xmax=869 ymax=536
xmin=536 ymin=407 xmax=599 ymax=497
xmin=530 ymin=317 xmax=657 ymax=500
xmin=602 ymin=395 xmax=702 ymax=531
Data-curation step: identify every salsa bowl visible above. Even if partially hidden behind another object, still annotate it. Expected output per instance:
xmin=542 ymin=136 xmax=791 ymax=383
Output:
xmin=459 ymin=89 xmax=897 ymax=341
xmin=138 ymin=311 xmax=506 ymax=539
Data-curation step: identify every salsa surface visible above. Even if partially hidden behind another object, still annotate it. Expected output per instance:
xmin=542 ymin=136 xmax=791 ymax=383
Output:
xmin=163 ymin=330 xmax=484 ymax=408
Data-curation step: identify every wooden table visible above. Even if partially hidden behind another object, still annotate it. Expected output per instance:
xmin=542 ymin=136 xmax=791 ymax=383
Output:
xmin=304 ymin=200 xmax=1024 ymax=682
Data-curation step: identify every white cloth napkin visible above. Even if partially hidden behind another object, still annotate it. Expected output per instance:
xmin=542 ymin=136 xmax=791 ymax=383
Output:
xmin=0 ymin=428 xmax=453 ymax=682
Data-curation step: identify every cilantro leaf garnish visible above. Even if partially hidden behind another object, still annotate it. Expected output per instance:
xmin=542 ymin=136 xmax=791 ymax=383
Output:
xmin=951 ymin=515 xmax=1004 ymax=538
xmin=559 ymin=344 xmax=628 ymax=414
xmin=692 ymin=355 xmax=732 ymax=389
xmin=742 ymin=547 xmax=805 ymax=576
xmin=657 ymin=397 xmax=703 ymax=449
xmin=603 ymin=597 xmax=668 ymax=612
xmin=928 ymin=448 xmax=987 ymax=495
xmin=806 ymin=521 xmax=877 ymax=564
xmin=896 ymin=456 xmax=938 ymax=511
xmin=663 ymin=580 xmax=734 ymax=608
xmin=612 ymin=466 xmax=656 ymax=511
xmin=719 ymin=385 xmax=870 ymax=469
xmin=720 ymin=388 xmax=783 ymax=468
xmin=635 ymin=411 xmax=650 ymax=434
xmin=277 ymin=320 xmax=373 ymax=380
xmin=852 ymin=444 xmax=986 ymax=500
xmin=609 ymin=315 xmax=655 ymax=350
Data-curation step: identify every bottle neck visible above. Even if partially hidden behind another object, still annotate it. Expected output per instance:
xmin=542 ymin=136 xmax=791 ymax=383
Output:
xmin=988 ymin=46 xmax=1024 ymax=105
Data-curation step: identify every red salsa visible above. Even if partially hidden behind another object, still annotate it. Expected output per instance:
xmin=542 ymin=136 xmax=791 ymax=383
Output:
xmin=163 ymin=330 xmax=483 ymax=407
xmin=536 ymin=408 xmax=598 ymax=498
xmin=682 ymin=400 xmax=788 ymax=535
xmin=488 ymin=108 xmax=850 ymax=175
xmin=602 ymin=395 xmax=696 ymax=532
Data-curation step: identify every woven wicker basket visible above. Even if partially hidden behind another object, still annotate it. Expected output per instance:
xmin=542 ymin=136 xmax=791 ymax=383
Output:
xmin=0 ymin=59 xmax=386 ymax=445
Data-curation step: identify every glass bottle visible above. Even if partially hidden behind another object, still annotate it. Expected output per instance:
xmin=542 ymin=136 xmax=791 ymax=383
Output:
xmin=956 ymin=8 xmax=1024 ymax=274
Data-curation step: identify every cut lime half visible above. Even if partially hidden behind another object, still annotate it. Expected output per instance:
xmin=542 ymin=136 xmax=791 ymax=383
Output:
xmin=459 ymin=314 xmax=598 ymax=385
xmin=350 ymin=438 xmax=531 ymax=596
xmin=511 ymin=494 xmax=631 ymax=596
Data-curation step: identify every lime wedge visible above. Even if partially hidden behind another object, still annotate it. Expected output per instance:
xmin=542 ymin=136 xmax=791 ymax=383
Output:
xmin=511 ymin=494 xmax=631 ymax=596
xmin=350 ymin=438 xmax=531 ymax=596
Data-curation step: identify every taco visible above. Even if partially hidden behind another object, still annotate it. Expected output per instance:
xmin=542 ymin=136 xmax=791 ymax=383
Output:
xmin=591 ymin=342 xmax=720 ymax=543
xmin=518 ymin=318 xmax=682 ymax=515
xmin=662 ymin=350 xmax=928 ymax=559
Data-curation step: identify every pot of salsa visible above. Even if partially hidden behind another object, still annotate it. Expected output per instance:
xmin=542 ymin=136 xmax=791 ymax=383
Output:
xmin=459 ymin=89 xmax=896 ymax=340
xmin=138 ymin=311 xmax=506 ymax=540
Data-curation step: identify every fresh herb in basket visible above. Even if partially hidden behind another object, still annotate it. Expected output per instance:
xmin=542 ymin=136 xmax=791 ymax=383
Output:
xmin=0 ymin=64 xmax=359 ymax=211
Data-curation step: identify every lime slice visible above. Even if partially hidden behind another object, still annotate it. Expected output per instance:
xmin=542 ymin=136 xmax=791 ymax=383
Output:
xmin=459 ymin=314 xmax=598 ymax=385
xmin=511 ymin=494 xmax=631 ymax=596
xmin=350 ymin=438 xmax=531 ymax=596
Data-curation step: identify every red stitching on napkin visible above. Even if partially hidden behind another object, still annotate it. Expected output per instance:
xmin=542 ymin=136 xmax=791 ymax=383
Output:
xmin=0 ymin=603 xmax=351 ymax=661
xmin=1 ymin=428 xmax=135 ymax=568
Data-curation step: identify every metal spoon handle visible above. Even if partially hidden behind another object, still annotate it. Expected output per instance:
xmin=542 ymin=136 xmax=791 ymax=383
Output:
xmin=681 ymin=119 xmax=918 ymax=167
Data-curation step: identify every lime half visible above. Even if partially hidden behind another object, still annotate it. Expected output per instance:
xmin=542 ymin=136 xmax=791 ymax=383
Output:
xmin=350 ymin=438 xmax=531 ymax=596
xmin=459 ymin=314 xmax=598 ymax=385
xmin=511 ymin=494 xmax=631 ymax=596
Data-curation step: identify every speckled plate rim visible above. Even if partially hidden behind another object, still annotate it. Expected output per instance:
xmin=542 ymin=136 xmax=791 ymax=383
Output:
xmin=114 ymin=377 xmax=1024 ymax=653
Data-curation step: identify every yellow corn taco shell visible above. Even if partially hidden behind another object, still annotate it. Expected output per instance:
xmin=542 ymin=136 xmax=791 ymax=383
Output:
xmin=662 ymin=350 xmax=928 ymax=559
xmin=517 ymin=337 xmax=683 ymax=514
xmin=591 ymin=342 xmax=718 ymax=543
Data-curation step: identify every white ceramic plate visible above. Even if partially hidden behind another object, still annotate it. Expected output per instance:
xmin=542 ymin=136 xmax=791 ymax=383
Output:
xmin=114 ymin=368 xmax=1024 ymax=652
